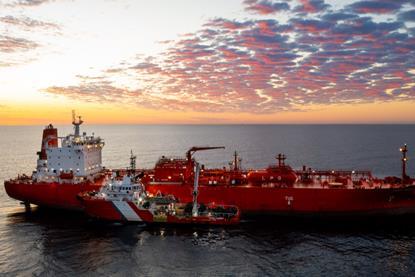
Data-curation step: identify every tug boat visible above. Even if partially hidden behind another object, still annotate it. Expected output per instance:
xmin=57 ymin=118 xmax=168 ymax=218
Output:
xmin=4 ymin=112 xmax=107 ymax=210
xmin=80 ymin=155 xmax=241 ymax=225
xmin=144 ymin=145 xmax=415 ymax=216
xmin=79 ymin=152 xmax=147 ymax=221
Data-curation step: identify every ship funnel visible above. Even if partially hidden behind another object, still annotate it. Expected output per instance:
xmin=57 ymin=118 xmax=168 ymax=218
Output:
xmin=38 ymin=124 xmax=58 ymax=160
xmin=72 ymin=110 xmax=84 ymax=137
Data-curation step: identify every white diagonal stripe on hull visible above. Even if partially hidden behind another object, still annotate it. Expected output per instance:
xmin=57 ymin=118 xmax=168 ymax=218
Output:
xmin=112 ymin=201 xmax=142 ymax=221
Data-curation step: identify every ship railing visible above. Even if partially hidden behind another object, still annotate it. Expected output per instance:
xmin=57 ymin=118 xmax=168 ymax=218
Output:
xmin=17 ymin=174 xmax=31 ymax=180
xmin=297 ymin=169 xmax=372 ymax=177
xmin=11 ymin=175 xmax=33 ymax=184
xmin=156 ymin=156 xmax=188 ymax=164
xmin=211 ymin=211 xmax=237 ymax=216
xmin=268 ymin=165 xmax=292 ymax=170
xmin=61 ymin=135 xmax=104 ymax=146
xmin=198 ymin=210 xmax=237 ymax=218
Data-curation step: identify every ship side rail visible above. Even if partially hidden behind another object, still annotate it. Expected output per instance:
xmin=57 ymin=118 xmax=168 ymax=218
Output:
xmin=156 ymin=156 xmax=188 ymax=165
xmin=296 ymin=169 xmax=372 ymax=176
xmin=177 ymin=204 xmax=238 ymax=218
xmin=9 ymin=174 xmax=33 ymax=184
xmin=203 ymin=206 xmax=238 ymax=218
xmin=60 ymin=135 xmax=104 ymax=147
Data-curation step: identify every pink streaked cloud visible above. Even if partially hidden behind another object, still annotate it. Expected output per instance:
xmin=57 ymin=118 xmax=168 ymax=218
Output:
xmin=0 ymin=15 xmax=59 ymax=30
xmin=43 ymin=0 xmax=415 ymax=114
xmin=347 ymin=1 xmax=405 ymax=14
xmin=0 ymin=35 xmax=39 ymax=53
xmin=244 ymin=0 xmax=290 ymax=15
xmin=295 ymin=0 xmax=329 ymax=13
xmin=4 ymin=0 xmax=51 ymax=7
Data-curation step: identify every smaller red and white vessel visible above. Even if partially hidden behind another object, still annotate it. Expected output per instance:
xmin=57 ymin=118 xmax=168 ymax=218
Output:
xmin=4 ymin=111 xmax=107 ymax=210
xmin=80 ymin=152 xmax=147 ymax=222
xmin=81 ymin=158 xmax=241 ymax=225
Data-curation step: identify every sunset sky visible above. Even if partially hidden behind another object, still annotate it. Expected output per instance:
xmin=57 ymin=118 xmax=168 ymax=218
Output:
xmin=0 ymin=0 xmax=414 ymax=124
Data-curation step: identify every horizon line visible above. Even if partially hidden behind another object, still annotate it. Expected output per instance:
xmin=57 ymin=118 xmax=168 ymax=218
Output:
xmin=1 ymin=122 xmax=415 ymax=127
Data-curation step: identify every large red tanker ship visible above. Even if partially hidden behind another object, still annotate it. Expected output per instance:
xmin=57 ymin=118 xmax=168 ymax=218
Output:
xmin=143 ymin=146 xmax=415 ymax=216
xmin=4 ymin=112 xmax=107 ymax=210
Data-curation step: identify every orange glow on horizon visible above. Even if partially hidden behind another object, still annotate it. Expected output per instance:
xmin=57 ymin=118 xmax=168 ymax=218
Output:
xmin=1 ymin=100 xmax=414 ymax=125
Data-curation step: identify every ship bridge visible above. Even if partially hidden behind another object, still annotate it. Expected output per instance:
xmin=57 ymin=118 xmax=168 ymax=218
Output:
xmin=46 ymin=134 xmax=105 ymax=177
xmin=35 ymin=113 xmax=105 ymax=181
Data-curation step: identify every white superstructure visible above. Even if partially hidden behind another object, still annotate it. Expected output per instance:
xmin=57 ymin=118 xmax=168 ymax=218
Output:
xmin=98 ymin=174 xmax=144 ymax=201
xmin=91 ymin=152 xmax=146 ymax=203
xmin=46 ymin=134 xmax=104 ymax=177
xmin=34 ymin=113 xmax=105 ymax=183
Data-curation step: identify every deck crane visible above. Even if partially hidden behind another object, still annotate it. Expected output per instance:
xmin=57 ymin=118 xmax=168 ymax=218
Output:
xmin=185 ymin=146 xmax=225 ymax=163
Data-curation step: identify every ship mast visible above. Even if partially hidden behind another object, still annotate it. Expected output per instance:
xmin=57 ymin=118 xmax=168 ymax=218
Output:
xmin=129 ymin=150 xmax=136 ymax=176
xmin=231 ymin=151 xmax=242 ymax=171
xmin=192 ymin=162 xmax=200 ymax=217
xmin=72 ymin=110 xmax=84 ymax=137
xmin=276 ymin=153 xmax=286 ymax=167
xmin=400 ymin=144 xmax=409 ymax=183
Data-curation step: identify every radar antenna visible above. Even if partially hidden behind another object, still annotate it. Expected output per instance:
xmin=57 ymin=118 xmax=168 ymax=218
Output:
xmin=72 ymin=110 xmax=84 ymax=137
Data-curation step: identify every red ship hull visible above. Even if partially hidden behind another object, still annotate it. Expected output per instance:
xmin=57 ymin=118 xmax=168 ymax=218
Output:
xmin=146 ymin=184 xmax=415 ymax=216
xmin=81 ymin=198 xmax=126 ymax=221
xmin=4 ymin=178 xmax=105 ymax=211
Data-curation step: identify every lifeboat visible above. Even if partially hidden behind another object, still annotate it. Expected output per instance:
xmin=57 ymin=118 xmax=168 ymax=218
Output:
xmin=59 ymin=172 xmax=74 ymax=180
